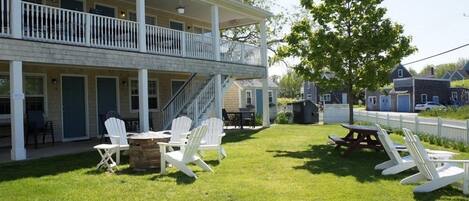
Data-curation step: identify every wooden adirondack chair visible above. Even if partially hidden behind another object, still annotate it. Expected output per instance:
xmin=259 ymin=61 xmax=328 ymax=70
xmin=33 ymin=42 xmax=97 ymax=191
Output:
xmin=166 ymin=116 xmax=192 ymax=147
xmin=159 ymin=125 xmax=213 ymax=178
xmin=401 ymin=128 xmax=469 ymax=194
xmin=375 ymin=124 xmax=455 ymax=175
xmin=104 ymin=117 xmax=129 ymax=165
xmin=199 ymin=118 xmax=227 ymax=162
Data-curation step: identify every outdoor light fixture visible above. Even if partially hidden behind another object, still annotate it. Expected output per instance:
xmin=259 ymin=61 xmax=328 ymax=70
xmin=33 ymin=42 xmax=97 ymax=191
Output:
xmin=120 ymin=11 xmax=126 ymax=18
xmin=176 ymin=6 xmax=185 ymax=14
xmin=51 ymin=78 xmax=57 ymax=85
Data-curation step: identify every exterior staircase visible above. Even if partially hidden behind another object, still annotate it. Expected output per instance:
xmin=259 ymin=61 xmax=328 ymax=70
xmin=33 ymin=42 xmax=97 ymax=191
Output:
xmin=161 ymin=74 xmax=232 ymax=129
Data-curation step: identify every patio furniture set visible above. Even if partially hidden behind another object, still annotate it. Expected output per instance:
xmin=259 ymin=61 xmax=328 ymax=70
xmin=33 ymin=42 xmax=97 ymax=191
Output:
xmin=93 ymin=115 xmax=226 ymax=179
xmin=329 ymin=124 xmax=469 ymax=195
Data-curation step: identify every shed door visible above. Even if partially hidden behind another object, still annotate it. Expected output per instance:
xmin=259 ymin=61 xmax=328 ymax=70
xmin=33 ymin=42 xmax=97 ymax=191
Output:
xmin=256 ymin=89 xmax=263 ymax=115
xmin=380 ymin=95 xmax=391 ymax=111
xmin=397 ymin=95 xmax=410 ymax=112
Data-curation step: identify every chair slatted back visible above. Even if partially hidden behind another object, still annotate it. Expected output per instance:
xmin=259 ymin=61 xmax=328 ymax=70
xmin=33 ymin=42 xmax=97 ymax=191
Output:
xmin=201 ymin=118 xmax=224 ymax=145
xmin=182 ymin=125 xmax=208 ymax=162
xmin=402 ymin=128 xmax=439 ymax=180
xmin=170 ymin=116 xmax=192 ymax=143
xmin=28 ymin=111 xmax=45 ymax=130
xmin=105 ymin=117 xmax=128 ymax=146
xmin=375 ymin=124 xmax=402 ymax=164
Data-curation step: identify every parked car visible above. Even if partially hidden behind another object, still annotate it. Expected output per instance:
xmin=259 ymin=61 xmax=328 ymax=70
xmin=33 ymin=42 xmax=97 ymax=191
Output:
xmin=415 ymin=102 xmax=446 ymax=111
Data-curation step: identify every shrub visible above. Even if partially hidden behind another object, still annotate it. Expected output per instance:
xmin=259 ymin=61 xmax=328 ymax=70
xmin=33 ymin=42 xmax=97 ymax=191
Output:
xmin=275 ymin=112 xmax=292 ymax=124
xmin=255 ymin=115 xmax=263 ymax=126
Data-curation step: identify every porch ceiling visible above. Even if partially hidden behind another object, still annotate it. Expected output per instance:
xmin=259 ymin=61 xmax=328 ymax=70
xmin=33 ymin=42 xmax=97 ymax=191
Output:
xmin=127 ymin=0 xmax=271 ymax=29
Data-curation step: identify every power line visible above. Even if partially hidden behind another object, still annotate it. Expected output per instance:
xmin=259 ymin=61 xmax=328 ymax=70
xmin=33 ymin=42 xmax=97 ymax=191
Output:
xmin=403 ymin=43 xmax=469 ymax=65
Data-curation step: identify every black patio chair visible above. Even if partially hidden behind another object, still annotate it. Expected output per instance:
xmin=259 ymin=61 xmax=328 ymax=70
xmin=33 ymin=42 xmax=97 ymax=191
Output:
xmin=239 ymin=108 xmax=256 ymax=128
xmin=26 ymin=111 xmax=54 ymax=149
xmin=222 ymin=109 xmax=235 ymax=127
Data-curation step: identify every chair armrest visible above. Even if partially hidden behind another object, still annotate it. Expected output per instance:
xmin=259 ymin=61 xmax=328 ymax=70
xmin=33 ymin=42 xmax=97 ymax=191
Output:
xmin=158 ymin=142 xmax=186 ymax=147
xmin=181 ymin=132 xmax=191 ymax=136
xmin=427 ymin=150 xmax=456 ymax=156
xmin=431 ymin=159 xmax=469 ymax=163
xmin=220 ymin=133 xmax=226 ymax=137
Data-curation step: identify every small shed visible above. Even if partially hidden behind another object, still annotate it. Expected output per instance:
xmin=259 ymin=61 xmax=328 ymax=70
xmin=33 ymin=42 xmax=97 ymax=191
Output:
xmin=289 ymin=100 xmax=319 ymax=124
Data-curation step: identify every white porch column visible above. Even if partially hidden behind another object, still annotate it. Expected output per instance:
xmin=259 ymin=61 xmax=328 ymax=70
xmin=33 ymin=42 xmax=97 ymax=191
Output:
xmin=260 ymin=19 xmax=270 ymax=127
xmin=11 ymin=0 xmax=22 ymax=38
xmin=214 ymin=74 xmax=223 ymax=119
xmin=137 ymin=0 xmax=146 ymax=52
xmin=138 ymin=69 xmax=149 ymax=132
xmin=10 ymin=61 xmax=26 ymax=160
xmin=211 ymin=5 xmax=221 ymax=61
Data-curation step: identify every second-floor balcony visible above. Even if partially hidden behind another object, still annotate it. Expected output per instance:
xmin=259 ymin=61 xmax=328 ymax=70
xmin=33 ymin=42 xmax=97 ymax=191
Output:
xmin=0 ymin=0 xmax=267 ymax=66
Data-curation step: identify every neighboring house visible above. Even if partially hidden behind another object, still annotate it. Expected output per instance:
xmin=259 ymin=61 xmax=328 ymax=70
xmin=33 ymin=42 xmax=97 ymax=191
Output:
xmin=441 ymin=71 xmax=452 ymax=80
xmin=389 ymin=64 xmax=413 ymax=81
xmin=449 ymin=87 xmax=469 ymax=106
xmin=366 ymin=77 xmax=451 ymax=112
xmin=223 ymin=79 xmax=278 ymax=121
xmin=0 ymin=0 xmax=271 ymax=161
xmin=302 ymin=81 xmax=348 ymax=104
xmin=440 ymin=62 xmax=469 ymax=81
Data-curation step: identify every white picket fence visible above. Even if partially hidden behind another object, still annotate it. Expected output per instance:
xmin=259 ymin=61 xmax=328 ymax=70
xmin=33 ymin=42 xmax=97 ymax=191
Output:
xmin=324 ymin=104 xmax=350 ymax=124
xmin=355 ymin=111 xmax=469 ymax=144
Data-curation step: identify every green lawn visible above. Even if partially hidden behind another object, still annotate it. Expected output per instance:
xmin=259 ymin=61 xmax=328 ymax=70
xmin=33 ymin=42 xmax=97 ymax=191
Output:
xmin=419 ymin=106 xmax=469 ymax=120
xmin=1 ymin=124 xmax=469 ymax=201
xmin=452 ymin=80 xmax=469 ymax=88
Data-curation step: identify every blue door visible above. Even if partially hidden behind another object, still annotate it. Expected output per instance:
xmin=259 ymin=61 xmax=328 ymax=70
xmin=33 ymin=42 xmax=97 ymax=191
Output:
xmin=397 ymin=95 xmax=410 ymax=112
xmin=62 ymin=76 xmax=87 ymax=140
xmin=97 ymin=78 xmax=117 ymax=135
xmin=380 ymin=95 xmax=391 ymax=111
xmin=432 ymin=96 xmax=440 ymax=104
xmin=256 ymin=89 xmax=263 ymax=115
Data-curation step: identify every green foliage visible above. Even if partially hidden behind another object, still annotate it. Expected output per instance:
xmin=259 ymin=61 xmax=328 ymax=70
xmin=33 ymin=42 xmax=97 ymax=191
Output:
xmin=419 ymin=106 xmax=469 ymax=120
xmin=452 ymin=80 xmax=469 ymax=88
xmin=275 ymin=112 xmax=292 ymax=124
xmin=277 ymin=97 xmax=296 ymax=107
xmin=418 ymin=58 xmax=468 ymax=78
xmin=278 ymin=71 xmax=304 ymax=98
xmin=408 ymin=68 xmax=418 ymax=76
xmin=277 ymin=0 xmax=416 ymax=123
xmin=255 ymin=115 xmax=263 ymax=126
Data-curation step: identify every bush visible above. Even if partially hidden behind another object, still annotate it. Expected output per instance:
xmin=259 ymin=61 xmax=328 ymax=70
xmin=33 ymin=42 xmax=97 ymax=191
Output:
xmin=419 ymin=105 xmax=469 ymax=120
xmin=275 ymin=112 xmax=292 ymax=124
xmin=255 ymin=115 xmax=263 ymax=126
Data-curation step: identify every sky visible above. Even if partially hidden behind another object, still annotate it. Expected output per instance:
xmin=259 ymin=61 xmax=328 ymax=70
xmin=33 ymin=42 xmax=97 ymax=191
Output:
xmin=269 ymin=0 xmax=469 ymax=76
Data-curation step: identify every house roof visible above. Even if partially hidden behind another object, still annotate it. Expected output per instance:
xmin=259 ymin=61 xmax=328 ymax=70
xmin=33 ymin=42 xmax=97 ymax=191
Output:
xmin=441 ymin=71 xmax=452 ymax=79
xmin=235 ymin=79 xmax=278 ymax=89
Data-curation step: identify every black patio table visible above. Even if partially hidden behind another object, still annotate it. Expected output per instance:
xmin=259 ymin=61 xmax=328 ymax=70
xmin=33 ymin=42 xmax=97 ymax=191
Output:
xmin=225 ymin=111 xmax=255 ymax=129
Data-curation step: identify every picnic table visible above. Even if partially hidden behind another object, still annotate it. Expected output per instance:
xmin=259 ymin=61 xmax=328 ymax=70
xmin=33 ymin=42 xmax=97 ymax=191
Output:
xmin=329 ymin=123 xmax=388 ymax=156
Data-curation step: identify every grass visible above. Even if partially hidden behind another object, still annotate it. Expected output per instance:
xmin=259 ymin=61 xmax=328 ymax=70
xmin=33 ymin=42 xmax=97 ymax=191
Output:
xmin=452 ymin=80 xmax=469 ymax=88
xmin=419 ymin=106 xmax=469 ymax=120
xmin=1 ymin=124 xmax=469 ymax=201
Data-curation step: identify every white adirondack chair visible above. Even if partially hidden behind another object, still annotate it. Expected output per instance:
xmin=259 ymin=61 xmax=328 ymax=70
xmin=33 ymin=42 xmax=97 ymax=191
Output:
xmin=159 ymin=125 xmax=213 ymax=178
xmin=375 ymin=124 xmax=455 ymax=175
xmin=199 ymin=118 xmax=227 ymax=162
xmin=401 ymin=128 xmax=469 ymax=194
xmin=166 ymin=116 xmax=192 ymax=148
xmin=93 ymin=117 xmax=129 ymax=172
xmin=104 ymin=117 xmax=129 ymax=165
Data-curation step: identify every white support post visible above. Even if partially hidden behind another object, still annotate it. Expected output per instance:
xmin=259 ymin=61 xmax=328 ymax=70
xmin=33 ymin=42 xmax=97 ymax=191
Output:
xmin=437 ymin=117 xmax=442 ymax=137
xmin=181 ymin=32 xmax=187 ymax=57
xmin=137 ymin=0 xmax=146 ymax=52
xmin=415 ymin=115 xmax=419 ymax=133
xmin=260 ymin=19 xmax=270 ymax=127
xmin=85 ymin=14 xmax=91 ymax=46
xmin=399 ymin=115 xmax=403 ymax=130
xmin=211 ymin=5 xmax=221 ymax=61
xmin=466 ymin=119 xmax=469 ymax=145
xmin=138 ymin=69 xmax=149 ymax=132
xmin=214 ymin=74 xmax=223 ymax=119
xmin=10 ymin=0 xmax=22 ymax=38
xmin=10 ymin=61 xmax=26 ymax=160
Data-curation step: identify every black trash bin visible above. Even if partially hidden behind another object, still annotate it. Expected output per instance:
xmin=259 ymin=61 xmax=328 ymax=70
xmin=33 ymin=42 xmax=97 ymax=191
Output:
xmin=289 ymin=100 xmax=319 ymax=124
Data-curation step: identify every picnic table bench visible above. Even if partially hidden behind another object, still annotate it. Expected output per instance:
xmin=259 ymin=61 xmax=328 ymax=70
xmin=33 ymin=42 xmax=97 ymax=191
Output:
xmin=329 ymin=123 xmax=391 ymax=156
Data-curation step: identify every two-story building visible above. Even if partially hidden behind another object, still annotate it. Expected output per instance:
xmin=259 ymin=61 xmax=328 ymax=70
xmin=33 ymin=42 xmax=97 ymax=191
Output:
xmin=0 ymin=0 xmax=272 ymax=161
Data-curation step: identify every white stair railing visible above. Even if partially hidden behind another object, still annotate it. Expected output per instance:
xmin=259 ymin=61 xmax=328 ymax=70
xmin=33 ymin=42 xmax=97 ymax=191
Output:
xmin=186 ymin=76 xmax=217 ymax=127
xmin=161 ymin=74 xmax=207 ymax=129
xmin=1 ymin=0 xmax=10 ymax=36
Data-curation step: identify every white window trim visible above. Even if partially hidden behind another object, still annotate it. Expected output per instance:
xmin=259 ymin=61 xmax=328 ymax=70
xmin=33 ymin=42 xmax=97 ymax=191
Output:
xmin=368 ymin=96 xmax=377 ymax=105
xmin=245 ymin=90 xmax=252 ymax=105
xmin=169 ymin=19 xmax=186 ymax=31
xmin=322 ymin=94 xmax=331 ymax=102
xmin=129 ymin=78 xmax=160 ymax=113
xmin=268 ymin=90 xmax=274 ymax=104
xmin=397 ymin=69 xmax=403 ymax=78
xmin=452 ymin=91 xmax=458 ymax=100
xmin=420 ymin=94 xmax=427 ymax=103
xmin=0 ymin=73 xmax=48 ymax=118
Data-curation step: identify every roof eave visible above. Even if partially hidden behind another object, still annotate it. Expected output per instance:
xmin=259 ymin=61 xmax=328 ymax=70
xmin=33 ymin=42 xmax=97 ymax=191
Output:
xmin=201 ymin=0 xmax=273 ymax=21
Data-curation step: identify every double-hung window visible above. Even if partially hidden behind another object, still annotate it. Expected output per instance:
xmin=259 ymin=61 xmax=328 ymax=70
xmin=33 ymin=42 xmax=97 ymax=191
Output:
xmin=397 ymin=69 xmax=403 ymax=78
xmin=246 ymin=90 xmax=252 ymax=105
xmin=0 ymin=74 xmax=46 ymax=115
xmin=420 ymin=94 xmax=427 ymax=103
xmin=128 ymin=12 xmax=157 ymax=25
xmin=130 ymin=79 xmax=159 ymax=112
xmin=268 ymin=90 xmax=274 ymax=104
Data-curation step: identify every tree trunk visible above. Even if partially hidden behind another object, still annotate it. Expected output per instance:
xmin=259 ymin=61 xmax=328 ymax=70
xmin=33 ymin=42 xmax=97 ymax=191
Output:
xmin=348 ymin=85 xmax=354 ymax=124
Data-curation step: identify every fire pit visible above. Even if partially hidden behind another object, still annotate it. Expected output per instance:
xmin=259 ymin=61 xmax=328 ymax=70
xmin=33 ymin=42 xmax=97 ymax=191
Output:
xmin=128 ymin=132 xmax=171 ymax=171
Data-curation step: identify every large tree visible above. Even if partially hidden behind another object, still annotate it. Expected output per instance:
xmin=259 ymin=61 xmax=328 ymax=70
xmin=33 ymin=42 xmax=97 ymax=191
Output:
xmin=277 ymin=0 xmax=416 ymax=123
xmin=278 ymin=71 xmax=304 ymax=98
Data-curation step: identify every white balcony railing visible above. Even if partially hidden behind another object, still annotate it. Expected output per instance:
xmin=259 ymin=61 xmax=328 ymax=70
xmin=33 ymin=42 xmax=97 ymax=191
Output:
xmin=3 ymin=1 xmax=262 ymax=66
xmin=0 ymin=0 xmax=10 ymax=36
